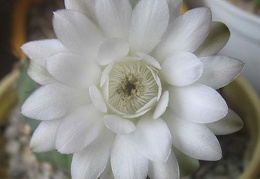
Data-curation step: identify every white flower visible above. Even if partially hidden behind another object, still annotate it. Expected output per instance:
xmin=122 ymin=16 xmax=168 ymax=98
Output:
xmin=21 ymin=0 xmax=244 ymax=178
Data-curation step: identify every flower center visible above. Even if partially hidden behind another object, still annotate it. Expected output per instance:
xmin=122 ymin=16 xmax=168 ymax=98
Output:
xmin=108 ymin=61 xmax=159 ymax=115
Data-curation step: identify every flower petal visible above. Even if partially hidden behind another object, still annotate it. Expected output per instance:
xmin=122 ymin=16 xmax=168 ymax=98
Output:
xmin=21 ymin=39 xmax=66 ymax=66
xmin=136 ymin=97 xmax=157 ymax=113
xmin=167 ymin=0 xmax=182 ymax=23
xmin=97 ymin=38 xmax=129 ymax=65
xmin=53 ymin=10 xmax=103 ymax=58
xmin=46 ymin=52 xmax=101 ymax=88
xmin=129 ymin=0 xmax=169 ymax=53
xmin=168 ymin=84 xmax=228 ymax=123
xmin=173 ymin=147 xmax=199 ymax=177
xmin=64 ymin=0 xmax=96 ymax=22
xmin=96 ymin=0 xmax=132 ymax=38
xmin=195 ymin=22 xmax=230 ymax=57
xmin=30 ymin=120 xmax=62 ymax=152
xmin=71 ymin=128 xmax=114 ymax=179
xmin=111 ymin=135 xmax=148 ymax=179
xmin=197 ymin=56 xmax=244 ymax=89
xmin=153 ymin=91 xmax=169 ymax=119
xmin=155 ymin=8 xmax=211 ymax=61
xmin=100 ymin=162 xmax=115 ymax=179
xmin=56 ymin=105 xmax=104 ymax=153
xmin=148 ymin=151 xmax=179 ymax=179
xmin=104 ymin=115 xmax=136 ymax=134
xmin=28 ymin=62 xmax=56 ymax=85
xmin=134 ymin=116 xmax=172 ymax=162
xmin=160 ymin=52 xmax=203 ymax=86
xmin=206 ymin=109 xmax=243 ymax=135
xmin=22 ymin=83 xmax=90 ymax=120
xmin=89 ymin=85 xmax=107 ymax=113
xmin=136 ymin=52 xmax=161 ymax=69
xmin=163 ymin=109 xmax=222 ymax=161
xmin=100 ymin=64 xmax=113 ymax=87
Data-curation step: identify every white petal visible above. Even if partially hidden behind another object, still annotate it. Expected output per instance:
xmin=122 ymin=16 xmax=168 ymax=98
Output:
xmin=148 ymin=151 xmax=179 ymax=179
xmin=46 ymin=52 xmax=101 ymax=88
xmin=100 ymin=162 xmax=115 ymax=179
xmin=160 ymin=52 xmax=203 ymax=86
xmin=111 ymin=135 xmax=148 ymax=179
xmin=146 ymin=65 xmax=162 ymax=100
xmin=97 ymin=38 xmax=129 ymax=65
xmin=22 ymin=83 xmax=90 ymax=120
xmin=71 ymin=128 xmax=115 ymax=179
xmin=30 ymin=120 xmax=61 ymax=152
xmin=123 ymin=108 xmax=151 ymax=119
xmin=173 ymin=147 xmax=199 ymax=177
xmin=28 ymin=62 xmax=56 ymax=85
xmin=89 ymin=85 xmax=107 ymax=113
xmin=167 ymin=0 xmax=182 ymax=23
xmin=104 ymin=115 xmax=136 ymax=134
xmin=136 ymin=52 xmax=161 ymax=69
xmin=100 ymin=64 xmax=113 ymax=87
xmin=96 ymin=0 xmax=132 ymax=38
xmin=21 ymin=39 xmax=66 ymax=66
xmin=53 ymin=10 xmax=103 ymax=58
xmin=134 ymin=116 xmax=172 ymax=162
xmin=155 ymin=8 xmax=211 ymax=61
xmin=206 ymin=109 xmax=243 ymax=135
xmin=129 ymin=0 xmax=169 ymax=53
xmin=136 ymin=97 xmax=157 ymax=113
xmin=197 ymin=56 xmax=244 ymax=89
xmin=153 ymin=91 xmax=169 ymax=119
xmin=168 ymin=84 xmax=228 ymax=123
xmin=56 ymin=105 xmax=104 ymax=153
xmin=163 ymin=109 xmax=222 ymax=161
xmin=195 ymin=22 xmax=230 ymax=57
xmin=65 ymin=0 xmax=96 ymax=22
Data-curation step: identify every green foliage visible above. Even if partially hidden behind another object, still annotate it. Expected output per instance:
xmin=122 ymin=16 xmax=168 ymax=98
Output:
xmin=254 ymin=0 xmax=260 ymax=5
xmin=17 ymin=58 xmax=72 ymax=174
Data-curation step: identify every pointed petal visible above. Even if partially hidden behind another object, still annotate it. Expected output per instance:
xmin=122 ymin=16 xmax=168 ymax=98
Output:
xmin=104 ymin=115 xmax=136 ymax=134
xmin=134 ymin=116 xmax=172 ymax=162
xmin=167 ymin=0 xmax=182 ymax=23
xmin=71 ymin=128 xmax=114 ymax=179
xmin=46 ymin=52 xmax=101 ymax=88
xmin=164 ymin=109 xmax=222 ymax=161
xmin=136 ymin=97 xmax=157 ymax=113
xmin=197 ymin=56 xmax=244 ymax=89
xmin=137 ymin=52 xmax=161 ymax=69
xmin=173 ymin=147 xmax=199 ymax=177
xmin=96 ymin=0 xmax=132 ymax=38
xmin=28 ymin=62 xmax=56 ymax=85
xmin=21 ymin=39 xmax=66 ymax=66
xmin=195 ymin=22 xmax=230 ymax=57
xmin=22 ymin=83 xmax=90 ymax=120
xmin=148 ymin=151 xmax=179 ymax=179
xmin=56 ymin=105 xmax=104 ymax=153
xmin=89 ymin=85 xmax=107 ymax=113
xmin=53 ymin=10 xmax=103 ymax=58
xmin=30 ymin=120 xmax=62 ymax=152
xmin=97 ymin=38 xmax=129 ymax=65
xmin=111 ymin=135 xmax=148 ymax=179
xmin=160 ymin=52 xmax=203 ymax=86
xmin=129 ymin=0 xmax=169 ymax=53
xmin=207 ymin=109 xmax=243 ymax=135
xmin=100 ymin=64 xmax=113 ymax=87
xmin=64 ymin=0 xmax=96 ymax=22
xmin=155 ymin=8 xmax=211 ymax=61
xmin=153 ymin=91 xmax=169 ymax=119
xmin=100 ymin=162 xmax=115 ymax=179
xmin=168 ymin=84 xmax=228 ymax=123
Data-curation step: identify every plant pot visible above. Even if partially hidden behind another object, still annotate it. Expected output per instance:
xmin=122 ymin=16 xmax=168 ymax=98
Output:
xmin=1 ymin=68 xmax=260 ymax=178
xmin=185 ymin=0 xmax=260 ymax=94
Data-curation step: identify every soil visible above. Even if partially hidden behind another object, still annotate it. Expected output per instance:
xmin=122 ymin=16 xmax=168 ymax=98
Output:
xmin=1 ymin=0 xmax=252 ymax=178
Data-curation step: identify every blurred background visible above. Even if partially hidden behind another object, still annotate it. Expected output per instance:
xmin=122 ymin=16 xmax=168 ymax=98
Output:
xmin=0 ymin=0 xmax=259 ymax=178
